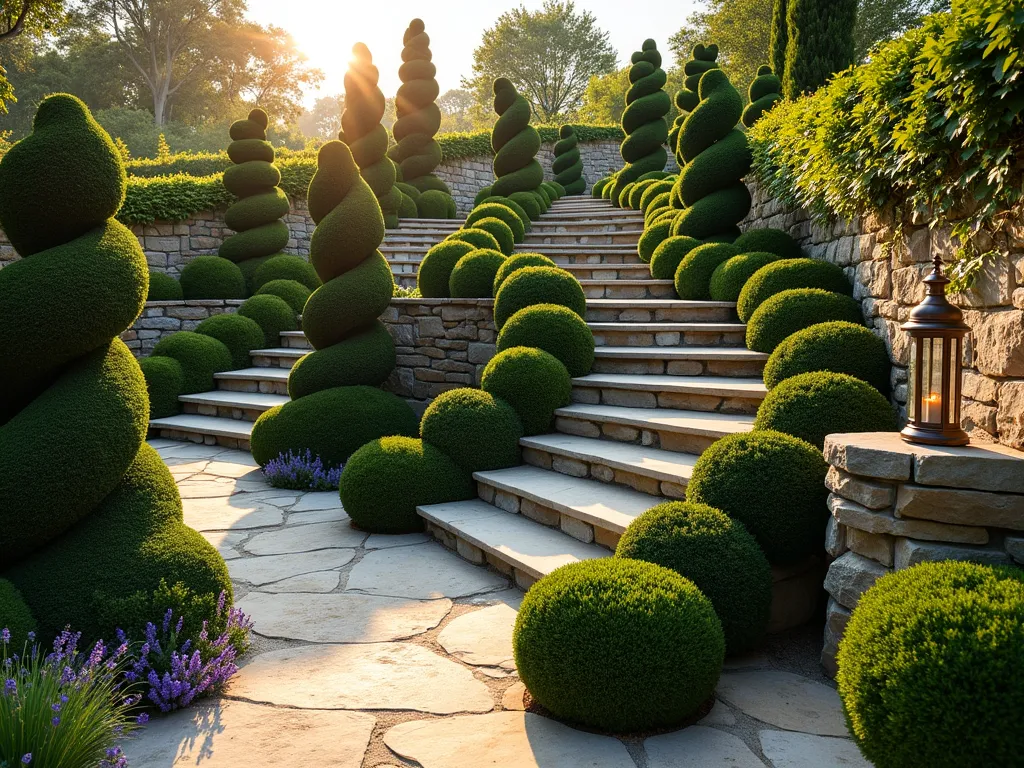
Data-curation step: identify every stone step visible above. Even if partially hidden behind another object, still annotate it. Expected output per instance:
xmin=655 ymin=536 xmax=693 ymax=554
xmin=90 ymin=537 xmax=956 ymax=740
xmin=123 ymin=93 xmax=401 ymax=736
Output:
xmin=280 ymin=331 xmax=311 ymax=349
xmin=588 ymin=322 xmax=747 ymax=348
xmin=390 ymin=218 xmax=464 ymax=229
xmin=179 ymin=390 xmax=287 ymax=421
xmin=526 ymin=219 xmax=645 ymax=233
xmin=418 ymin=498 xmax=607 ymax=589
xmin=554 ymin=402 xmax=755 ymax=454
xmin=585 ymin=299 xmax=737 ymax=323
xmin=520 ymin=433 xmax=697 ymax=500
xmin=522 ymin=231 xmax=642 ymax=246
xmin=149 ymin=413 xmax=253 ymax=451
xmin=592 ymin=345 xmax=767 ymax=378
xmin=388 ymin=260 xmax=654 ymax=282
xmin=250 ymin=347 xmax=305 ymax=369
xmin=579 ymin=279 xmax=675 ymax=299
xmin=215 ymin=366 xmax=291 ymax=395
xmin=384 ymin=248 xmax=646 ymax=267
xmin=539 ymin=210 xmax=640 ymax=221
xmin=571 ymin=373 xmax=767 ymax=414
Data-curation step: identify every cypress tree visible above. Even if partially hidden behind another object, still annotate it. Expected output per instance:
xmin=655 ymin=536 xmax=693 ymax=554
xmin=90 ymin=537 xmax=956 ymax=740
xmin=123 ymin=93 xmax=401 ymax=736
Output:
xmin=783 ymin=0 xmax=858 ymax=98
xmin=770 ymin=0 xmax=789 ymax=80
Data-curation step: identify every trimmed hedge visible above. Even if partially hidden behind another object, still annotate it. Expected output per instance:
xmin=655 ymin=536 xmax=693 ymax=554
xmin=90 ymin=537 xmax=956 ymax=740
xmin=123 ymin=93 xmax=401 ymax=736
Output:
xmin=147 ymin=271 xmax=182 ymax=301
xmin=466 ymin=203 xmax=524 ymax=245
xmin=617 ymin=501 xmax=771 ymax=655
xmin=497 ymin=303 xmax=595 ymax=378
xmin=493 ymin=266 xmax=587 ymax=329
xmin=837 ymin=561 xmax=1024 ymax=768
xmin=150 ymin=331 xmax=233 ymax=394
xmin=238 ymin=293 xmax=298 ymax=347
xmin=493 ymin=253 xmax=556 ymax=294
xmin=420 ymin=388 xmax=523 ymax=473
xmin=252 ymin=254 xmax=322 ymax=292
xmin=732 ymin=227 xmax=802 ymax=260
xmin=449 ymin=249 xmax=506 ymax=298
xmin=340 ymin=436 xmax=475 ymax=534
xmin=482 ymin=196 xmax=531 ymax=232
xmin=139 ymin=355 xmax=184 ymax=418
xmin=754 ymin=371 xmax=898 ymax=449
xmin=765 ymin=321 xmax=891 ymax=393
xmin=254 ymin=278 xmax=311 ymax=313
xmin=638 ymin=220 xmax=673 ymax=264
xmin=736 ymin=258 xmax=852 ymax=322
xmin=0 ymin=579 xmax=36 ymax=643
xmin=709 ymin=251 xmax=780 ymax=302
xmin=287 ymin=320 xmax=395 ymax=399
xmin=686 ymin=430 xmax=829 ymax=565
xmin=194 ymin=313 xmax=265 ymax=370
xmin=513 ymin=558 xmax=724 ymax=732
xmin=446 ymin=227 xmax=501 ymax=253
xmin=675 ymin=243 xmax=740 ymax=300
xmin=179 ymin=255 xmax=246 ymax=300
xmin=418 ymin=240 xmax=475 ymax=298
xmin=481 ymin=346 xmax=571 ymax=435
xmin=746 ymin=288 xmax=863 ymax=354
xmin=650 ymin=236 xmax=700 ymax=280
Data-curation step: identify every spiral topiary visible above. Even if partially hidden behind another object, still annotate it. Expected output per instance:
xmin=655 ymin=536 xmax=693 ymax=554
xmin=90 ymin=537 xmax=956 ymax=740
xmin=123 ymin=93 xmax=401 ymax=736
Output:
xmin=482 ymin=346 xmax=572 ymax=435
xmin=509 ymin=191 xmax=543 ymax=222
xmin=250 ymin=139 xmax=417 ymax=469
xmin=669 ymin=45 xmax=720 ymax=156
xmin=709 ymin=251 xmax=781 ymax=302
xmin=490 ymin=78 xmax=543 ymax=199
xmin=449 ymin=249 xmax=506 ymax=298
xmin=219 ymin=108 xmax=290 ymax=273
xmin=746 ymin=288 xmax=863 ymax=354
xmin=552 ymin=125 xmax=586 ymax=195
xmin=147 ymin=271 xmax=182 ymax=301
xmin=493 ymin=252 xmax=557 ymax=294
xmin=493 ymin=266 xmax=587 ymax=329
xmin=497 ymin=303 xmax=595 ymax=378
xmin=742 ymin=65 xmax=783 ymax=128
xmin=342 ymin=44 xmax=401 ymax=228
xmin=420 ymin=388 xmax=523 ymax=473
xmin=764 ymin=321 xmax=891 ymax=393
xmin=0 ymin=93 xmax=230 ymax=640
xmin=611 ymin=39 xmax=670 ymax=204
xmin=388 ymin=19 xmax=455 ymax=219
xmin=737 ymin=257 xmax=852 ymax=322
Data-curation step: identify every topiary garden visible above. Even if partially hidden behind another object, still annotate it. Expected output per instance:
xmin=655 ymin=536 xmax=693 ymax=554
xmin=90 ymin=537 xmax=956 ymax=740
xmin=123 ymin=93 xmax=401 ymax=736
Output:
xmin=490 ymin=78 xmax=545 ymax=209
xmin=552 ymin=125 xmax=585 ymax=195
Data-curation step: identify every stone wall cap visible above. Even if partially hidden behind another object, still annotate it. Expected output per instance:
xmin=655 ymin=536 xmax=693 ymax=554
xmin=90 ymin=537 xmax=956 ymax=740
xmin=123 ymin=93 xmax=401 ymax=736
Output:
xmin=392 ymin=298 xmax=495 ymax=306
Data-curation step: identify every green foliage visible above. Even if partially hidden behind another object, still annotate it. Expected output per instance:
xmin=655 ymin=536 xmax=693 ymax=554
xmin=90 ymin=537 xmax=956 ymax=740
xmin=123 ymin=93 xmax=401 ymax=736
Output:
xmin=119 ymin=173 xmax=234 ymax=225
xmin=617 ymin=501 xmax=772 ymax=655
xmin=513 ymin=558 xmax=724 ymax=732
xmin=493 ymin=253 xmax=557 ymax=294
xmin=418 ymin=241 xmax=475 ymax=298
xmin=449 ymin=249 xmax=507 ymax=298
xmin=0 ymin=579 xmax=36 ymax=643
xmin=469 ymin=216 xmax=516 ymax=256
xmin=838 ymin=561 xmax=1024 ymax=768
xmin=301 ymin=253 xmax=394 ymax=351
xmin=771 ymin=0 xmax=790 ymax=78
xmin=709 ymin=252 xmax=781 ymax=302
xmin=493 ymin=266 xmax=587 ymax=329
xmin=746 ymin=288 xmax=863 ymax=353
xmin=490 ymin=78 xmax=544 ymax=198
xmin=178 ymin=255 xmax=247 ymax=300
xmin=194 ymin=313 xmax=266 ymax=370
xmin=483 ymin=196 xmax=532 ymax=231
xmin=765 ymin=321 xmax=891 ymax=393
xmin=675 ymin=243 xmax=740 ymax=300
xmin=482 ymin=346 xmax=572 ymax=435
xmin=288 ymin=321 xmax=396 ymax=400
xmin=742 ymin=65 xmax=783 ymax=128
xmin=553 ymin=125 xmax=586 ymax=194
xmin=147 ymin=271 xmax=183 ymax=301
xmin=252 ymin=255 xmax=322 ymax=292
xmin=592 ymin=177 xmax=611 ymax=198
xmin=687 ymin=430 xmax=829 ymax=565
xmin=151 ymin=331 xmax=233 ymax=394
xmin=238 ymin=293 xmax=298 ymax=348
xmin=420 ymin=388 xmax=523 ymax=473
xmin=755 ymin=371 xmax=898 ymax=448
xmin=467 ymin=202 xmax=525 ymax=244
xmin=254 ymin=278 xmax=311 ymax=313
xmin=446 ymin=227 xmax=501 ymax=253
xmin=737 ymin=257 xmax=851 ymax=322
xmin=732 ymin=227 xmax=803 ymax=260
xmin=139 ymin=355 xmax=184 ymax=419
xmin=508 ymin=191 xmax=543 ymax=221
xmin=612 ymin=40 xmax=671 ymax=201
xmin=638 ymin=220 xmax=673 ymax=264
xmin=340 ymin=436 xmax=475 ymax=534
xmin=651 ymin=235 xmax=700 ymax=280
xmin=417 ymin=189 xmax=456 ymax=219
xmin=783 ymin=0 xmax=858 ymax=98
xmin=497 ymin=303 xmax=595 ymax=378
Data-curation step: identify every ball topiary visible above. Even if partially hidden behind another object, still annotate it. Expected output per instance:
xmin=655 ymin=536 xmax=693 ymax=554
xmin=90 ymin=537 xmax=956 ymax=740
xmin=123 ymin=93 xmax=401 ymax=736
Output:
xmin=466 ymin=202 xmax=525 ymax=244
xmin=493 ymin=253 xmax=557 ymax=294
xmin=552 ymin=125 xmax=586 ymax=195
xmin=754 ymin=371 xmax=898 ymax=449
xmin=150 ymin=331 xmax=233 ymax=394
xmin=418 ymin=240 xmax=475 ymax=298
xmin=638 ymin=219 xmax=673 ymax=264
xmin=514 ymin=558 xmax=725 ymax=732
xmin=252 ymin=254 xmax=321 ymax=292
xmin=420 ymin=388 xmax=523 ymax=473
xmin=737 ymin=258 xmax=852 ymax=322
xmin=550 ymin=180 xmax=566 ymax=198
xmin=482 ymin=195 xmax=531 ymax=232
xmin=592 ymin=177 xmax=611 ymax=198
xmin=837 ymin=561 xmax=1024 ymax=768
xmin=709 ymin=251 xmax=781 ymax=302
xmin=481 ymin=346 xmax=572 ymax=435
xmin=732 ymin=227 xmax=802 ymax=260
xmin=616 ymin=181 xmax=636 ymax=209
xmin=741 ymin=65 xmax=783 ymax=128
xmin=0 ymin=579 xmax=36 ymax=643
xmin=340 ymin=436 xmax=475 ymax=533
xmin=445 ymin=227 xmax=501 ymax=253
xmin=238 ymin=293 xmax=298 ymax=347
xmin=194 ymin=312 xmax=266 ymax=370
xmin=675 ymin=242 xmax=740 ymax=300
xmin=179 ymin=255 xmax=247 ymax=300
xmin=616 ymin=501 xmax=771 ymax=655
xmin=417 ymin=189 xmax=456 ymax=219
xmin=490 ymin=77 xmax=544 ymax=200
xmin=493 ymin=266 xmax=587 ymax=329
xmin=650 ymin=235 xmax=701 ymax=280
xmin=139 ymin=355 xmax=184 ymax=418
xmin=640 ymin=180 xmax=674 ymax=213
xmin=508 ymin=191 xmax=542 ymax=222
xmin=449 ymin=249 xmax=507 ymax=298
xmin=466 ymin=216 xmax=515 ymax=256
xmin=497 ymin=303 xmax=595 ymax=378
xmin=254 ymin=278 xmax=311 ymax=313
xmin=746 ymin=288 xmax=863 ymax=354
xmin=765 ymin=321 xmax=891 ymax=393
xmin=398 ymin=191 xmax=419 ymax=218
xmin=686 ymin=430 xmax=828 ymax=565
xmin=147 ymin=271 xmax=182 ymax=301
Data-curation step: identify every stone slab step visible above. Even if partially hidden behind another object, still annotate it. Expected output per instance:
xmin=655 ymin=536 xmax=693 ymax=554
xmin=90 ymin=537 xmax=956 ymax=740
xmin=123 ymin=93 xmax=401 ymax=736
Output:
xmin=149 ymin=413 xmax=253 ymax=451
xmin=588 ymin=321 xmax=746 ymax=348
xmin=579 ymin=279 xmax=675 ymax=299
xmin=527 ymin=219 xmax=645 ymax=232
xmin=572 ymin=373 xmax=766 ymax=414
xmin=215 ymin=366 xmax=291 ymax=394
xmin=585 ymin=299 xmax=738 ymax=323
xmin=387 ymin=260 xmax=653 ymax=280
xmin=179 ymin=390 xmax=287 ymax=421
xmin=391 ymin=218 xmax=464 ymax=228
xmin=592 ymin=345 xmax=766 ymax=377
xmin=251 ymin=347 xmax=306 ymax=368
xmin=522 ymin=231 xmax=642 ymax=245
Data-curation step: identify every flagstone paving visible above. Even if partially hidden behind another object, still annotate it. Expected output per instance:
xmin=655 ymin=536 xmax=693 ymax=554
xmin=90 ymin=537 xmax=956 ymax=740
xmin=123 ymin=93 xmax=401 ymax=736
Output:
xmin=128 ymin=442 xmax=874 ymax=767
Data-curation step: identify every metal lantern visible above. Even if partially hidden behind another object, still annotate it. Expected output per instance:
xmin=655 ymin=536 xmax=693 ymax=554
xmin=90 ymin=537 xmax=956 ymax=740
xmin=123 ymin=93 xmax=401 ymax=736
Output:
xmin=900 ymin=254 xmax=970 ymax=446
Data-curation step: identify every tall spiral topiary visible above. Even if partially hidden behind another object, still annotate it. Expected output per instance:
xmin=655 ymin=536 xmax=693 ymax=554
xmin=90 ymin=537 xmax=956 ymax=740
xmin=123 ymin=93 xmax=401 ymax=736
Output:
xmin=783 ymin=0 xmax=858 ymax=98
xmin=219 ymin=108 xmax=290 ymax=284
xmin=0 ymin=94 xmax=230 ymax=640
xmin=611 ymin=39 xmax=671 ymax=204
xmin=249 ymin=140 xmax=417 ymax=468
xmin=669 ymin=44 xmax=720 ymax=158
xmin=552 ymin=125 xmax=585 ymax=195
xmin=341 ymin=43 xmax=402 ymax=228
xmin=490 ymin=78 xmax=544 ymax=202
xmin=742 ymin=65 xmax=783 ymax=128
xmin=672 ymin=68 xmax=752 ymax=242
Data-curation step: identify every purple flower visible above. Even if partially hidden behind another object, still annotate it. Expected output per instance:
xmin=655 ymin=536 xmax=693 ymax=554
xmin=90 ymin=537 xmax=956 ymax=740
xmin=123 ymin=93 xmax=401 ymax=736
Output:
xmin=51 ymin=716 xmax=60 ymax=727
xmin=21 ymin=754 xmax=31 ymax=765
xmin=263 ymin=449 xmax=343 ymax=491
xmin=1 ymin=628 xmax=10 ymax=643
xmin=5 ymin=678 xmax=16 ymax=694
xmin=137 ymin=711 xmax=150 ymax=725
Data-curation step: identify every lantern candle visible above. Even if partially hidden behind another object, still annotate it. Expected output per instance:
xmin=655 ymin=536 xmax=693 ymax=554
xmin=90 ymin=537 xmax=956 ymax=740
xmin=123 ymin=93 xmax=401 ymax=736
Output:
xmin=923 ymin=393 xmax=941 ymax=423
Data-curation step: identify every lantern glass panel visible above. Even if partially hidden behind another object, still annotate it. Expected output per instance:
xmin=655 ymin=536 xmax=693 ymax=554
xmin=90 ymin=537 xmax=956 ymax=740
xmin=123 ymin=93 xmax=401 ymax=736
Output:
xmin=907 ymin=340 xmax=917 ymax=421
xmin=949 ymin=339 xmax=959 ymax=424
xmin=924 ymin=338 xmax=944 ymax=424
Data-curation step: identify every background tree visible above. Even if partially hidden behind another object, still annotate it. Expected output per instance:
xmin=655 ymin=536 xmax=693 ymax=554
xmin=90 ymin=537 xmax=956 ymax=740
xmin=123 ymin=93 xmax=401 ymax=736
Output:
xmin=578 ymin=65 xmax=684 ymax=126
xmin=297 ymin=94 xmax=343 ymax=140
xmin=783 ymin=0 xmax=858 ymax=97
xmin=437 ymin=88 xmax=477 ymax=132
xmin=463 ymin=0 xmax=617 ymax=122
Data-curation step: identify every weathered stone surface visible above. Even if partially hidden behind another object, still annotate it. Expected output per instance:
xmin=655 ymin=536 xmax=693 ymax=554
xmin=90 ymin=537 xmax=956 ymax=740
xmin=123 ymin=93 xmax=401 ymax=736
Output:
xmin=127 ymin=699 xmax=374 ymax=767
xmin=228 ymin=549 xmax=354 ymax=586
xmin=183 ymin=494 xmax=285 ymax=531
xmin=645 ymin=727 xmax=762 ymax=767
xmin=824 ymin=434 xmax=912 ymax=481
xmin=698 ymin=699 xmax=737 ymax=727
xmin=365 ymin=532 xmax=431 ymax=549
xmin=200 ymin=530 xmax=246 ymax=559
xmin=825 ymin=516 xmax=848 ymax=558
xmin=1006 ymin=536 xmax=1024 ymax=564
xmin=996 ymin=381 xmax=1024 ymax=450
xmin=826 ymin=466 xmax=894 ymax=510
xmin=438 ymin=602 xmax=518 ymax=669
xmin=260 ymin=571 xmax=341 ymax=593
xmin=962 ymin=371 xmax=1000 ymax=403
xmin=346 ymin=543 xmax=507 ymax=599
xmin=237 ymin=591 xmax=450 ymax=642
xmin=963 ymin=308 xmax=1024 ymax=378
xmin=384 ymin=712 xmax=635 ymax=768
xmin=830 ymin=494 xmax=989 ymax=544
xmin=846 ymin=528 xmax=894 ymax=567
xmin=231 ymin=643 xmax=493 ymax=713
xmin=759 ymin=731 xmax=870 ymax=768
xmin=501 ymin=682 xmax=526 ymax=710
xmin=243 ymin=520 xmax=367 ymax=555
xmin=896 ymin=484 xmax=1024 ymax=530
xmin=912 ymin=441 xmax=1024 ymax=494
xmin=715 ymin=670 xmax=849 ymax=737
xmin=893 ymin=538 xmax=1014 ymax=569
xmin=290 ymin=491 xmax=345 ymax=512
xmin=824 ymin=552 xmax=889 ymax=610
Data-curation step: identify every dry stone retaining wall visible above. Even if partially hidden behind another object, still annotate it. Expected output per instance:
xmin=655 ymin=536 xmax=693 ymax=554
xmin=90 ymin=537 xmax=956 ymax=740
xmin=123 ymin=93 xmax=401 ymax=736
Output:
xmin=121 ymin=300 xmax=245 ymax=356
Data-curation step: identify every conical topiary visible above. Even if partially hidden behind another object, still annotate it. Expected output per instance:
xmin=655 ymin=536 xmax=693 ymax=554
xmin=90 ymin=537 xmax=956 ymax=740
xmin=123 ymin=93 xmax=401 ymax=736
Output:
xmin=552 ymin=125 xmax=585 ymax=195
xmin=0 ymin=94 xmax=230 ymax=640
xmin=342 ymin=43 xmax=402 ymax=228
xmin=610 ymin=39 xmax=671 ymax=204
xmin=783 ymin=0 xmax=858 ymax=98
xmin=490 ymin=78 xmax=544 ymax=209
xmin=219 ymin=108 xmax=291 ymax=286
xmin=250 ymin=140 xmax=418 ymax=469
xmin=669 ymin=44 xmax=719 ymax=159
xmin=742 ymin=65 xmax=783 ymax=128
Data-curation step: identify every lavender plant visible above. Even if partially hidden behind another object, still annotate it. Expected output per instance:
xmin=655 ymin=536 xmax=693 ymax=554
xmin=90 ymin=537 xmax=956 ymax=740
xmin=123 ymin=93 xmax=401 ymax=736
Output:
xmin=263 ymin=449 xmax=343 ymax=491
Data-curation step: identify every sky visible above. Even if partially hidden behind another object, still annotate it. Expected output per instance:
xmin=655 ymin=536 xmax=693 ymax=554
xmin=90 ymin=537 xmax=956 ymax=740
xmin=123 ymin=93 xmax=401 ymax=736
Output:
xmin=244 ymin=0 xmax=703 ymax=105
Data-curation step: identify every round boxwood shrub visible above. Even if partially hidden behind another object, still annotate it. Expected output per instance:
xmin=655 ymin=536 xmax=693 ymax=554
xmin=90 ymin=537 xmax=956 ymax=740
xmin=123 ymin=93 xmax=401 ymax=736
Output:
xmin=837 ymin=562 xmax=1024 ymax=768
xmin=417 ymin=240 xmax=474 ymax=298
xmin=617 ymin=501 xmax=771 ymax=655
xmin=737 ymin=258 xmax=852 ymax=322
xmin=0 ymin=579 xmax=36 ymax=643
xmin=417 ymin=189 xmax=456 ymax=219
xmin=709 ymin=251 xmax=780 ymax=302
xmin=507 ymin=191 xmax=542 ymax=222
xmin=637 ymin=220 xmax=672 ymax=264
xmin=493 ymin=266 xmax=586 ymax=329
xmin=513 ymin=558 xmax=725 ymax=732
xmin=147 ymin=271 xmax=182 ymax=301
xmin=466 ymin=203 xmax=525 ymax=243
xmin=466 ymin=216 xmax=515 ymax=255
xmin=446 ymin=227 xmax=501 ymax=253
xmin=179 ymin=256 xmax=246 ymax=300
xmin=746 ymin=288 xmax=863 ymax=354
xmin=340 ymin=436 xmax=475 ymax=534
xmin=497 ymin=303 xmax=594 ymax=378
xmin=733 ymin=227 xmax=802 ymax=260
xmin=492 ymin=253 xmax=556 ymax=294
xmin=481 ymin=346 xmax=571 ymax=435
xmin=238 ymin=293 xmax=298 ymax=347
xmin=252 ymin=254 xmax=321 ymax=292
xmin=449 ymin=249 xmax=506 ymax=299
xmin=686 ymin=430 xmax=829 ymax=565
xmin=254 ymin=278 xmax=311 ymax=313
xmin=592 ymin=177 xmax=611 ymax=198
xmin=139 ymin=355 xmax=184 ymax=418
xmin=765 ymin=321 xmax=891 ymax=394
xmin=150 ymin=331 xmax=233 ymax=394
xmin=420 ymin=388 xmax=523 ymax=473
xmin=651 ymin=236 xmax=701 ymax=280
xmin=755 ymin=371 xmax=898 ymax=449
xmin=482 ymin=196 xmax=531 ymax=232
xmin=675 ymin=243 xmax=740 ymax=300
xmin=194 ymin=312 xmax=265 ymax=370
